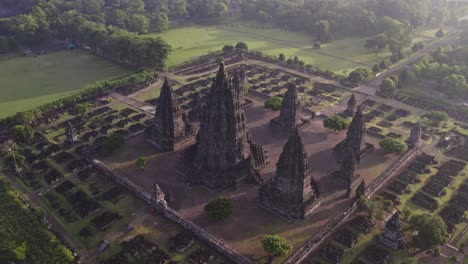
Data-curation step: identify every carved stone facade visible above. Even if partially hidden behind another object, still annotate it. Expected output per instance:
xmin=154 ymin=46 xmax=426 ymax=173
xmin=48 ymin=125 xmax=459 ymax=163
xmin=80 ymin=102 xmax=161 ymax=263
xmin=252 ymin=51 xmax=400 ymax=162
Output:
xmin=186 ymin=64 xmax=265 ymax=189
xmin=355 ymin=180 xmax=366 ymax=199
xmin=406 ymin=122 xmax=421 ymax=148
xmin=379 ymin=212 xmax=406 ymax=250
xmin=269 ymin=83 xmax=309 ymax=136
xmin=334 ymin=106 xmax=369 ymax=163
xmin=259 ymin=128 xmax=320 ymax=219
xmin=64 ymin=122 xmax=77 ymax=147
xmin=151 ymin=184 xmax=167 ymax=210
xmin=334 ymin=149 xmax=361 ymax=194
xmin=147 ymin=77 xmax=195 ymax=152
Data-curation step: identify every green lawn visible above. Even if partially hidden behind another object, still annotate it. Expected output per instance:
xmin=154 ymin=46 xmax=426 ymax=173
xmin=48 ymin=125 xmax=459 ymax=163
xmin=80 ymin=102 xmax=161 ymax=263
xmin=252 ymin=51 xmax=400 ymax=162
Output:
xmin=0 ymin=50 xmax=133 ymax=118
xmin=150 ymin=23 xmax=391 ymax=75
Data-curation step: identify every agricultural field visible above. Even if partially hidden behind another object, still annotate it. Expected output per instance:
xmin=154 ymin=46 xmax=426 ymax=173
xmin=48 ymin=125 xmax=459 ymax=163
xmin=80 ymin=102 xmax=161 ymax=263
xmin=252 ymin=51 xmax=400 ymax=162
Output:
xmin=150 ymin=23 xmax=390 ymax=74
xmin=0 ymin=50 xmax=133 ymax=118
xmin=150 ymin=22 xmax=441 ymax=76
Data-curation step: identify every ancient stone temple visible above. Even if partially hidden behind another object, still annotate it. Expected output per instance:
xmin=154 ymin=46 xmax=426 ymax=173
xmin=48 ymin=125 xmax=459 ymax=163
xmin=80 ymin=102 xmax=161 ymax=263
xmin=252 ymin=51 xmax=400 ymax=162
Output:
xmin=379 ymin=212 xmax=406 ymax=250
xmin=355 ymin=180 xmax=366 ymax=199
xmin=151 ymin=184 xmax=167 ymax=210
xmin=147 ymin=77 xmax=194 ymax=152
xmin=406 ymin=122 xmax=421 ymax=148
xmin=334 ymin=105 xmax=369 ymax=163
xmin=269 ymin=83 xmax=309 ymax=136
xmin=186 ymin=63 xmax=265 ymax=189
xmin=344 ymin=94 xmax=357 ymax=117
xmin=64 ymin=122 xmax=77 ymax=147
xmin=334 ymin=149 xmax=361 ymax=194
xmin=259 ymin=127 xmax=320 ymax=219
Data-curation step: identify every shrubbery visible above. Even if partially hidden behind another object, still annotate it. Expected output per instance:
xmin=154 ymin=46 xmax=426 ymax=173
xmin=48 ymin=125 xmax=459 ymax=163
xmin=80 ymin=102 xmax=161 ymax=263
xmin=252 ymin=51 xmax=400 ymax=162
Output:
xmin=264 ymin=97 xmax=283 ymax=111
xmin=204 ymin=196 xmax=233 ymax=221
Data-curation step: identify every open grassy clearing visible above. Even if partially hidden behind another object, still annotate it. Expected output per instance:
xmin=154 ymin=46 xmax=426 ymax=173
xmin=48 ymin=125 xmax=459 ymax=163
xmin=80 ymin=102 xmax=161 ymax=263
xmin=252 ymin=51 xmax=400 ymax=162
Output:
xmin=150 ymin=23 xmax=392 ymax=75
xmin=0 ymin=50 xmax=133 ymax=118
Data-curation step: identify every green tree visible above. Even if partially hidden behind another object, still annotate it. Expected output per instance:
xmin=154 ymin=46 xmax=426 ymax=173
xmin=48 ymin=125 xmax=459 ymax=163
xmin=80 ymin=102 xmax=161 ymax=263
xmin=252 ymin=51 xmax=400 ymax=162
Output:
xmin=435 ymin=29 xmax=445 ymax=38
xmin=441 ymin=74 xmax=467 ymax=97
xmin=102 ymin=133 xmax=125 ymax=153
xmin=372 ymin=64 xmax=381 ymax=73
xmin=323 ymin=115 xmax=349 ymax=132
xmin=150 ymin=12 xmax=169 ymax=32
xmin=222 ymin=44 xmax=234 ymax=53
xmin=235 ymin=42 xmax=248 ymax=52
xmin=12 ymin=125 xmax=33 ymax=142
xmin=379 ymin=137 xmax=408 ymax=154
xmin=278 ymin=53 xmax=285 ymax=61
xmin=410 ymin=214 xmax=448 ymax=250
xmin=204 ymin=196 xmax=233 ymax=221
xmin=365 ymin=34 xmax=387 ymax=55
xmin=426 ymin=111 xmax=449 ymax=125
xmin=75 ymin=103 xmax=91 ymax=116
xmin=348 ymin=68 xmax=370 ymax=84
xmin=106 ymin=9 xmax=128 ymax=28
xmin=127 ymin=14 xmax=150 ymax=34
xmin=317 ymin=20 xmax=333 ymax=43
xmin=379 ymin=77 xmax=396 ymax=97
xmin=264 ymin=97 xmax=283 ymax=111
xmin=261 ymin=235 xmax=292 ymax=260
xmin=136 ymin=156 xmax=146 ymax=169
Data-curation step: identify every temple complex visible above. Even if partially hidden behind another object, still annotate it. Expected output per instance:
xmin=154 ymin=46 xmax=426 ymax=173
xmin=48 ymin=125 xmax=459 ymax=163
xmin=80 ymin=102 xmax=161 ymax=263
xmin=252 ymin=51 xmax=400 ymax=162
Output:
xmin=64 ymin=122 xmax=77 ymax=147
xmin=269 ymin=83 xmax=309 ymax=136
xmin=147 ymin=77 xmax=195 ymax=152
xmin=379 ymin=212 xmax=406 ymax=250
xmin=259 ymin=127 xmax=320 ymax=219
xmin=406 ymin=122 xmax=422 ymax=148
xmin=186 ymin=64 xmax=265 ymax=189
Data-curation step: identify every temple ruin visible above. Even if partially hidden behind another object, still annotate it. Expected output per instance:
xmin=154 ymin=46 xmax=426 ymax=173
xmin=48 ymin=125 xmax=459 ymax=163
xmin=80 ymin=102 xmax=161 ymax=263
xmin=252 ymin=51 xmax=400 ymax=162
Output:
xmin=379 ymin=212 xmax=406 ymax=250
xmin=406 ymin=121 xmax=422 ymax=148
xmin=269 ymin=83 xmax=309 ymax=136
xmin=259 ymin=127 xmax=320 ymax=219
xmin=147 ymin=77 xmax=195 ymax=152
xmin=185 ymin=64 xmax=265 ymax=189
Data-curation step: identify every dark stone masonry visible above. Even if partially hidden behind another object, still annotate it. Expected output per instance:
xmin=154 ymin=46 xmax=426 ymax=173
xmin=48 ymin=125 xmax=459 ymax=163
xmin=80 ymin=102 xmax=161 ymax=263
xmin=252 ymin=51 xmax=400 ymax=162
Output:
xmin=335 ymin=105 xmax=372 ymax=163
xmin=259 ymin=128 xmax=320 ymax=219
xmin=64 ymin=122 xmax=78 ymax=147
xmin=379 ymin=212 xmax=406 ymax=250
xmin=269 ymin=83 xmax=309 ymax=136
xmin=147 ymin=77 xmax=195 ymax=152
xmin=185 ymin=64 xmax=266 ymax=189
xmin=406 ymin=121 xmax=422 ymax=148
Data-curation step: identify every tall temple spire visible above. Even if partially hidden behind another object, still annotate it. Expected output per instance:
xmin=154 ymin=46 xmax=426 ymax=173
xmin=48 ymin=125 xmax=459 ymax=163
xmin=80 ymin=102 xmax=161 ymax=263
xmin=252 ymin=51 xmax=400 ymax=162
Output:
xmin=187 ymin=64 xmax=265 ymax=189
xmin=269 ymin=83 xmax=309 ymax=136
xmin=147 ymin=76 xmax=194 ymax=152
xmin=64 ymin=122 xmax=77 ymax=147
xmin=259 ymin=127 xmax=320 ymax=219
xmin=379 ymin=212 xmax=406 ymax=249
xmin=345 ymin=94 xmax=357 ymax=116
xmin=345 ymin=105 xmax=367 ymax=161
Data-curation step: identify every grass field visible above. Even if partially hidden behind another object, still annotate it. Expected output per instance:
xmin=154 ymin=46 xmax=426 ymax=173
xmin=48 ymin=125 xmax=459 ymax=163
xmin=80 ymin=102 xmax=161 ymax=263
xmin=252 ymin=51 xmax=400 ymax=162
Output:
xmin=150 ymin=23 xmax=392 ymax=74
xmin=0 ymin=50 xmax=133 ymax=118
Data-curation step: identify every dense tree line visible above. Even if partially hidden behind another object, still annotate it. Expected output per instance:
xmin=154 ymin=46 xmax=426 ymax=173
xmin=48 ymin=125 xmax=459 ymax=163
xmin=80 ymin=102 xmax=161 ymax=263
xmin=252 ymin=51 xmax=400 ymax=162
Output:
xmin=5 ymin=2 xmax=171 ymax=68
xmin=0 ymin=180 xmax=75 ymax=263
xmin=240 ymin=0 xmax=453 ymax=43
xmin=404 ymin=44 xmax=468 ymax=98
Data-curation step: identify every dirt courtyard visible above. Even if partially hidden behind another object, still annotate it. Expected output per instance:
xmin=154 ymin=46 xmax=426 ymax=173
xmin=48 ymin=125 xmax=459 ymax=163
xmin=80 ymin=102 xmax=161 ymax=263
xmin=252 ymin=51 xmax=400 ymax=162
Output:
xmin=98 ymin=97 xmax=400 ymax=261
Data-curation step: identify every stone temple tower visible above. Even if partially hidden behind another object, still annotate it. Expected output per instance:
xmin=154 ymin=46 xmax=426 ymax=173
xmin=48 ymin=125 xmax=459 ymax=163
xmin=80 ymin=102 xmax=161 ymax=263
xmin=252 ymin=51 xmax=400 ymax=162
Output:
xmin=259 ymin=127 xmax=320 ymax=219
xmin=379 ymin=212 xmax=406 ymax=250
xmin=335 ymin=105 xmax=368 ymax=163
xmin=147 ymin=77 xmax=194 ymax=152
xmin=186 ymin=64 xmax=265 ymax=189
xmin=269 ymin=83 xmax=309 ymax=136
